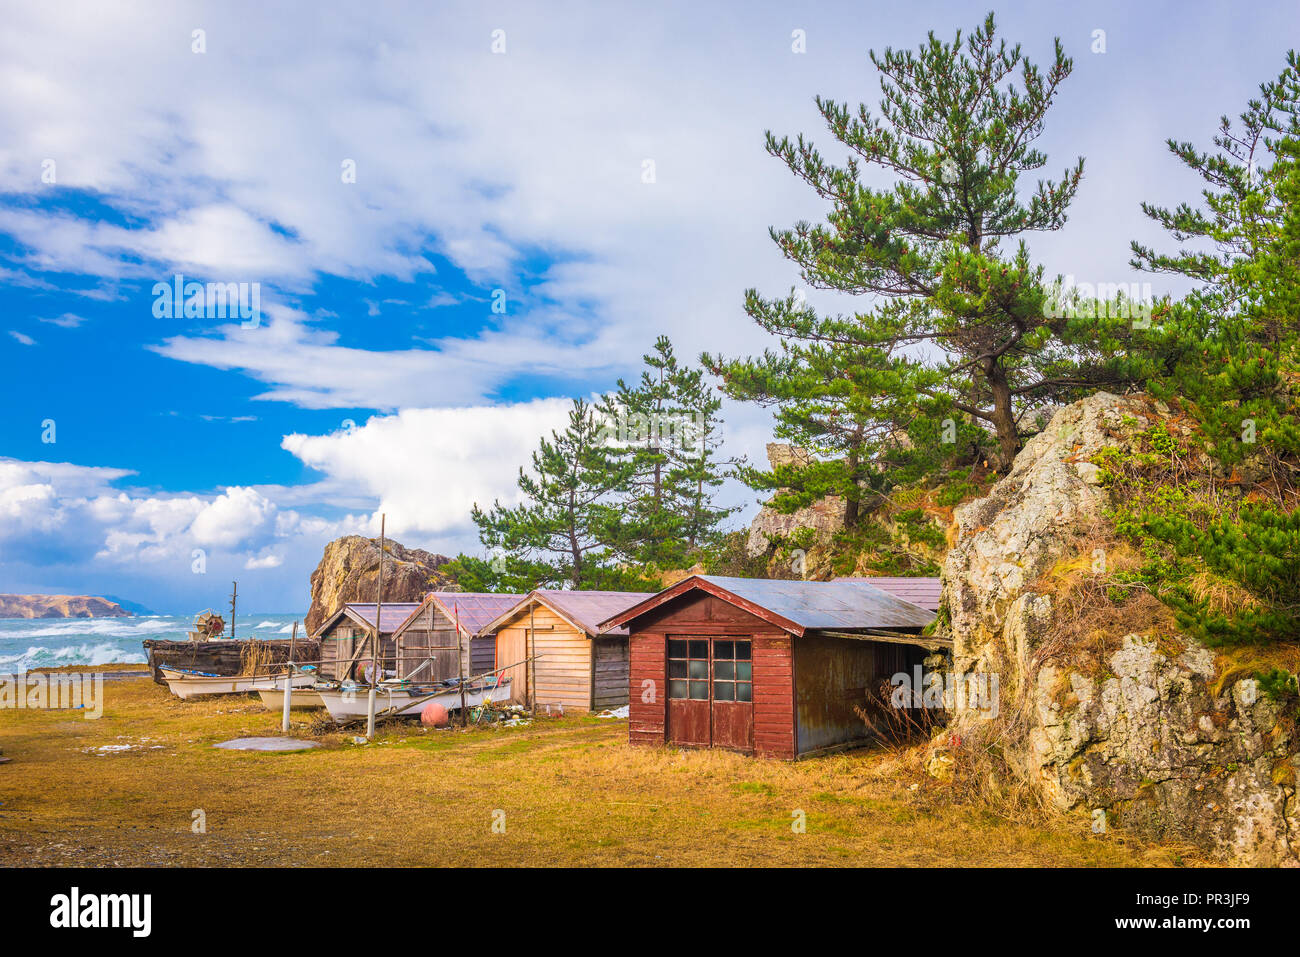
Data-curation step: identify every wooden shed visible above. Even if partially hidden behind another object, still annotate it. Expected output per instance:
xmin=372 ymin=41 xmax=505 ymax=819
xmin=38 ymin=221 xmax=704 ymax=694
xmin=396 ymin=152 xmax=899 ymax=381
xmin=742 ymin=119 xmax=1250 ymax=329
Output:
xmin=479 ymin=590 xmax=647 ymax=713
xmin=312 ymin=602 xmax=419 ymax=681
xmin=601 ymin=575 xmax=941 ymax=760
xmin=390 ymin=592 xmax=523 ymax=682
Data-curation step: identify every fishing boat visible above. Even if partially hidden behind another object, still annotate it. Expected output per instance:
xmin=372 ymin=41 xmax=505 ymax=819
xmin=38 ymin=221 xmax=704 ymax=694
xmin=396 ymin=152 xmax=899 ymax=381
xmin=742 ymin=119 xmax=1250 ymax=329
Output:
xmin=256 ymin=684 xmax=331 ymax=711
xmin=315 ymin=675 xmax=511 ymax=723
xmin=160 ymin=667 xmax=314 ymax=700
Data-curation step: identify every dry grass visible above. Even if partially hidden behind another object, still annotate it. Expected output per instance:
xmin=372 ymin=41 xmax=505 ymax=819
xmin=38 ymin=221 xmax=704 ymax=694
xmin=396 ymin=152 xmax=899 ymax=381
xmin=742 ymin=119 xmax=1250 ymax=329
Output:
xmin=0 ymin=670 xmax=1208 ymax=868
xmin=1034 ymin=529 xmax=1182 ymax=679
xmin=238 ymin=640 xmax=276 ymax=677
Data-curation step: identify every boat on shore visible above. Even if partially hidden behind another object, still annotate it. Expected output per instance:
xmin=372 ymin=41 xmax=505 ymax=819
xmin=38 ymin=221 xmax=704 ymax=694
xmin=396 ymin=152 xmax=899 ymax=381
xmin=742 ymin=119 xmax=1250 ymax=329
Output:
xmin=316 ymin=676 xmax=511 ymax=723
xmin=160 ymin=667 xmax=314 ymax=700
xmin=257 ymin=685 xmax=329 ymax=710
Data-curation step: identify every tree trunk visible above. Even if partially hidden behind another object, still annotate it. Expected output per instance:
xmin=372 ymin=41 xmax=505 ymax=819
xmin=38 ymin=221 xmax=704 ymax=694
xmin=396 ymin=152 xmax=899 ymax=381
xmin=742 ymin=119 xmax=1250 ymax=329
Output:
xmin=986 ymin=361 xmax=1020 ymax=471
xmin=844 ymin=444 xmax=861 ymax=528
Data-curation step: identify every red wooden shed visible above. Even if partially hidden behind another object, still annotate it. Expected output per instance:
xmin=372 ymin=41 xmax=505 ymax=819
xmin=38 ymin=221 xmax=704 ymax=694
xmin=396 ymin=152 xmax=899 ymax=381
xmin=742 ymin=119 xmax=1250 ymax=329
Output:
xmin=600 ymin=575 xmax=943 ymax=760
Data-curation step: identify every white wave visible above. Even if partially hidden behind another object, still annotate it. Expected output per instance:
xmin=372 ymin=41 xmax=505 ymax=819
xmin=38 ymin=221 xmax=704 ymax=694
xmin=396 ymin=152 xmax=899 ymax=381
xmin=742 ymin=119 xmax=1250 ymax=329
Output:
xmin=0 ymin=617 xmax=182 ymax=639
xmin=254 ymin=620 xmax=280 ymax=629
xmin=0 ymin=642 xmax=145 ymax=670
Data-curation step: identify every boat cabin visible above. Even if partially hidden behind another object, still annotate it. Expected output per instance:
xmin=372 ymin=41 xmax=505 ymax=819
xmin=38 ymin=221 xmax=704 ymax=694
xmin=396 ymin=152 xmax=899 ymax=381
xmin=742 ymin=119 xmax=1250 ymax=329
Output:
xmin=600 ymin=575 xmax=942 ymax=759
xmin=478 ymin=590 xmax=648 ymax=713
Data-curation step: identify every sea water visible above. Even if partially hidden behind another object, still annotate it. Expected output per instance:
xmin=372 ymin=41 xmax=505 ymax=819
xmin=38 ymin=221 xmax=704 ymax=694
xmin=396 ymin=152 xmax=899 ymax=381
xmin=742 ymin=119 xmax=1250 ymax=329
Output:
xmin=0 ymin=613 xmax=306 ymax=671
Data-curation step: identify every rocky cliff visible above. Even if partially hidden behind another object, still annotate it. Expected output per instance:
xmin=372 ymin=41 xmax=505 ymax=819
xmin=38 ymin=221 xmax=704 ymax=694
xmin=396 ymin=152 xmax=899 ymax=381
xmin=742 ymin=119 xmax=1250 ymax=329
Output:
xmin=744 ymin=444 xmax=848 ymax=565
xmin=0 ymin=594 xmax=132 ymax=619
xmin=936 ymin=392 xmax=1300 ymax=865
xmin=304 ymin=535 xmax=453 ymax=633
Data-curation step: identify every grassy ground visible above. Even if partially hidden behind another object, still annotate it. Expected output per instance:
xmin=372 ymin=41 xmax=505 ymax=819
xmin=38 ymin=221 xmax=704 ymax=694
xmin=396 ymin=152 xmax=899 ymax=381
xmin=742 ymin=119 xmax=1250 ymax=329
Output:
xmin=0 ymin=670 xmax=1206 ymax=867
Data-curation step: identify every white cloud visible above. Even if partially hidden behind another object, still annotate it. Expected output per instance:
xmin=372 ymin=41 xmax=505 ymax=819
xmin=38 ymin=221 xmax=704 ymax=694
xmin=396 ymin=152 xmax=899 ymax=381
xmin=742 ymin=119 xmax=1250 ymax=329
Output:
xmin=8 ymin=330 xmax=36 ymax=345
xmin=280 ymin=398 xmax=575 ymax=541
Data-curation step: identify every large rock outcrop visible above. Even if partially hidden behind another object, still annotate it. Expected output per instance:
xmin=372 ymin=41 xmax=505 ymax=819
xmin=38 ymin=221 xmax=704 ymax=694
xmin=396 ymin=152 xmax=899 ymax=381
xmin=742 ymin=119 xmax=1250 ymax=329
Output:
xmin=0 ymin=595 xmax=131 ymax=619
xmin=939 ymin=392 xmax=1300 ymax=865
xmin=304 ymin=535 xmax=452 ymax=634
xmin=745 ymin=444 xmax=847 ymax=559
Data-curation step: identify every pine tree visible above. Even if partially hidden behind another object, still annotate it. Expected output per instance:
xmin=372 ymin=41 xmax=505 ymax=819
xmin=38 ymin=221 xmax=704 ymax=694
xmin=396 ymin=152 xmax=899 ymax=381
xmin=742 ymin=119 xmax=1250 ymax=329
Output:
xmin=470 ymin=398 xmax=649 ymax=590
xmin=1116 ymin=53 xmax=1300 ymax=644
xmin=668 ymin=352 xmax=741 ymax=552
xmin=597 ymin=337 xmax=740 ymax=568
xmin=1131 ymin=51 xmax=1300 ymax=472
xmin=707 ymin=13 xmax=1136 ymax=526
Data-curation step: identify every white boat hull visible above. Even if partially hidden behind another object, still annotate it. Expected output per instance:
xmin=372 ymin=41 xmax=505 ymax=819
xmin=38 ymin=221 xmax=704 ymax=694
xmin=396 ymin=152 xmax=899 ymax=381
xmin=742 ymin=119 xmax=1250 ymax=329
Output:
xmin=161 ymin=668 xmax=313 ymax=700
xmin=257 ymin=687 xmax=328 ymax=710
xmin=316 ymin=678 xmax=511 ymax=723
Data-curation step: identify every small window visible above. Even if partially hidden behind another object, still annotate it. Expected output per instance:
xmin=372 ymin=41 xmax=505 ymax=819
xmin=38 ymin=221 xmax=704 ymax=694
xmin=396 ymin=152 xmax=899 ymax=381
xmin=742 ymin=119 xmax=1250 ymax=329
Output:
xmin=668 ymin=640 xmax=710 ymax=700
xmin=712 ymin=639 xmax=752 ymax=703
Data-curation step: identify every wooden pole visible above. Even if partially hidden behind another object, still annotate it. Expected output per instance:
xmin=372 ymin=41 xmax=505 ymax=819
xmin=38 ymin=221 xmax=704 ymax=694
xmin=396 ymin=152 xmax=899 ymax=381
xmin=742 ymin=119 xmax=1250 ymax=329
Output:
xmin=528 ymin=603 xmax=536 ymax=717
xmin=424 ymin=594 xmax=434 ymax=683
xmin=455 ymin=602 xmax=466 ymax=725
xmin=281 ymin=620 xmax=297 ymax=733
xmin=367 ymin=514 xmax=386 ymax=741
xmin=229 ymin=581 xmax=238 ymax=640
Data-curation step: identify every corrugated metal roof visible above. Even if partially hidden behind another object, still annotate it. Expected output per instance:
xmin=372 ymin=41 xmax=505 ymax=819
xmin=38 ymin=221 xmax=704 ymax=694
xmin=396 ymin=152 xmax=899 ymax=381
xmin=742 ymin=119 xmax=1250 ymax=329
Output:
xmin=532 ymin=589 xmax=652 ymax=636
xmin=429 ymin=592 xmax=525 ymax=635
xmin=346 ymin=602 xmax=421 ymax=634
xmin=831 ymin=576 xmax=942 ymax=612
xmin=603 ymin=576 xmax=935 ymax=633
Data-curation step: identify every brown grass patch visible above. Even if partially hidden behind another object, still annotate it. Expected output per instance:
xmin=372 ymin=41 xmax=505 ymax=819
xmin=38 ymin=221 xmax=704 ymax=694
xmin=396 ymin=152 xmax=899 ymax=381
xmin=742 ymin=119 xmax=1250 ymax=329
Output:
xmin=0 ymin=670 xmax=1207 ymax=868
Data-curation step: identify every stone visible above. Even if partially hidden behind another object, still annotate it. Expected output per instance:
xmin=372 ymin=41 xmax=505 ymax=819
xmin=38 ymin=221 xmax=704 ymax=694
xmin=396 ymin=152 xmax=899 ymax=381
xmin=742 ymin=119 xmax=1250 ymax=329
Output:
xmin=939 ymin=391 xmax=1300 ymax=865
xmin=212 ymin=737 xmax=323 ymax=752
xmin=744 ymin=444 xmax=846 ymax=560
xmin=305 ymin=535 xmax=453 ymax=633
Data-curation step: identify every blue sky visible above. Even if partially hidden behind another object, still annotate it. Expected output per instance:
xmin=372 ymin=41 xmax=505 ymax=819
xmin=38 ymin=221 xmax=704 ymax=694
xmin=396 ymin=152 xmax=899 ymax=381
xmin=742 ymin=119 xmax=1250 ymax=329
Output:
xmin=1 ymin=0 xmax=1296 ymax=612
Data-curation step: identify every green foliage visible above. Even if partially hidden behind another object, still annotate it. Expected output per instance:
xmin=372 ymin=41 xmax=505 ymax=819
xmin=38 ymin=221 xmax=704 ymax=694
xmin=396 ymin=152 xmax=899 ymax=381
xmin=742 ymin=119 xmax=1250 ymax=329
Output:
xmin=1131 ymin=52 xmax=1300 ymax=472
xmin=597 ymin=336 xmax=740 ymax=571
xmin=1117 ymin=52 xmax=1300 ymax=647
xmin=707 ymin=10 xmax=1140 ymax=533
xmin=1097 ymin=427 xmax=1300 ymax=645
xmin=700 ymin=530 xmax=771 ymax=578
xmin=470 ymin=398 xmax=653 ymax=591
xmin=1256 ymin=667 xmax=1299 ymax=702
xmin=438 ymin=554 xmax=508 ymax=593
xmin=468 ymin=338 xmax=739 ymax=590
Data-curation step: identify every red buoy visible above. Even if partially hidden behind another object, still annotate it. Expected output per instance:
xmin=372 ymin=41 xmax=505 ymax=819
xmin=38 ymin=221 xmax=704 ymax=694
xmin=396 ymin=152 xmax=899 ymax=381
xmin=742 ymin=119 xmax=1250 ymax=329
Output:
xmin=421 ymin=702 xmax=450 ymax=727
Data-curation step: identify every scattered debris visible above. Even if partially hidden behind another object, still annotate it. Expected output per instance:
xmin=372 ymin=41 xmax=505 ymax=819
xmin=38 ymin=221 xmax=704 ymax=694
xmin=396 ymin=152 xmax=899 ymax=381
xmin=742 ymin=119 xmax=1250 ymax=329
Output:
xmin=594 ymin=706 xmax=630 ymax=719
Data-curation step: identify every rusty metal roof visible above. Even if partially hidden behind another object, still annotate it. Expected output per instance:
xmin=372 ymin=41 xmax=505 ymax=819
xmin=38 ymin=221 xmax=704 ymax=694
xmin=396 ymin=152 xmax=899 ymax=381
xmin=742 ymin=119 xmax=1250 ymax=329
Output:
xmin=429 ymin=592 xmax=525 ymax=635
xmin=532 ymin=590 xmax=651 ymax=636
xmin=345 ymin=602 xmax=421 ymax=634
xmin=601 ymin=575 xmax=935 ymax=634
xmin=831 ymin=576 xmax=942 ymax=612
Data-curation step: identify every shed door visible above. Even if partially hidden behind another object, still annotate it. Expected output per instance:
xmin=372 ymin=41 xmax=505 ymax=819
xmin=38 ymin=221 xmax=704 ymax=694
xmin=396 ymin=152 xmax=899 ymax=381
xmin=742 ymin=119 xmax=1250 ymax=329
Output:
xmin=666 ymin=638 xmax=753 ymax=753
xmin=709 ymin=639 xmax=753 ymax=752
xmin=496 ymin=627 xmax=528 ymax=705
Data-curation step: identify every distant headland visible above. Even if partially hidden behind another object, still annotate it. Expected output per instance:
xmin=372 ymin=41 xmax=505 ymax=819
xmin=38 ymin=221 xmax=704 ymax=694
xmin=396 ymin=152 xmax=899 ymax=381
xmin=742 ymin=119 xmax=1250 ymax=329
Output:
xmin=0 ymin=594 xmax=133 ymax=619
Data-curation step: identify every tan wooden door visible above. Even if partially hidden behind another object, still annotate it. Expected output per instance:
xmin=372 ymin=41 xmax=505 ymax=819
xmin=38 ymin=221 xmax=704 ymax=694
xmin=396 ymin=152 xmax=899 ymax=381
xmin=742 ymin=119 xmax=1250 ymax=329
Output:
xmin=496 ymin=627 xmax=528 ymax=705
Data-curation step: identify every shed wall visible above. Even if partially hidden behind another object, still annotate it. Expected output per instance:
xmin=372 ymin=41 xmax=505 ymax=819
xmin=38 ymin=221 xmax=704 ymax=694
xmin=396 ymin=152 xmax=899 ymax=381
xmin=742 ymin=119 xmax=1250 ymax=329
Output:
xmin=792 ymin=635 xmax=923 ymax=755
